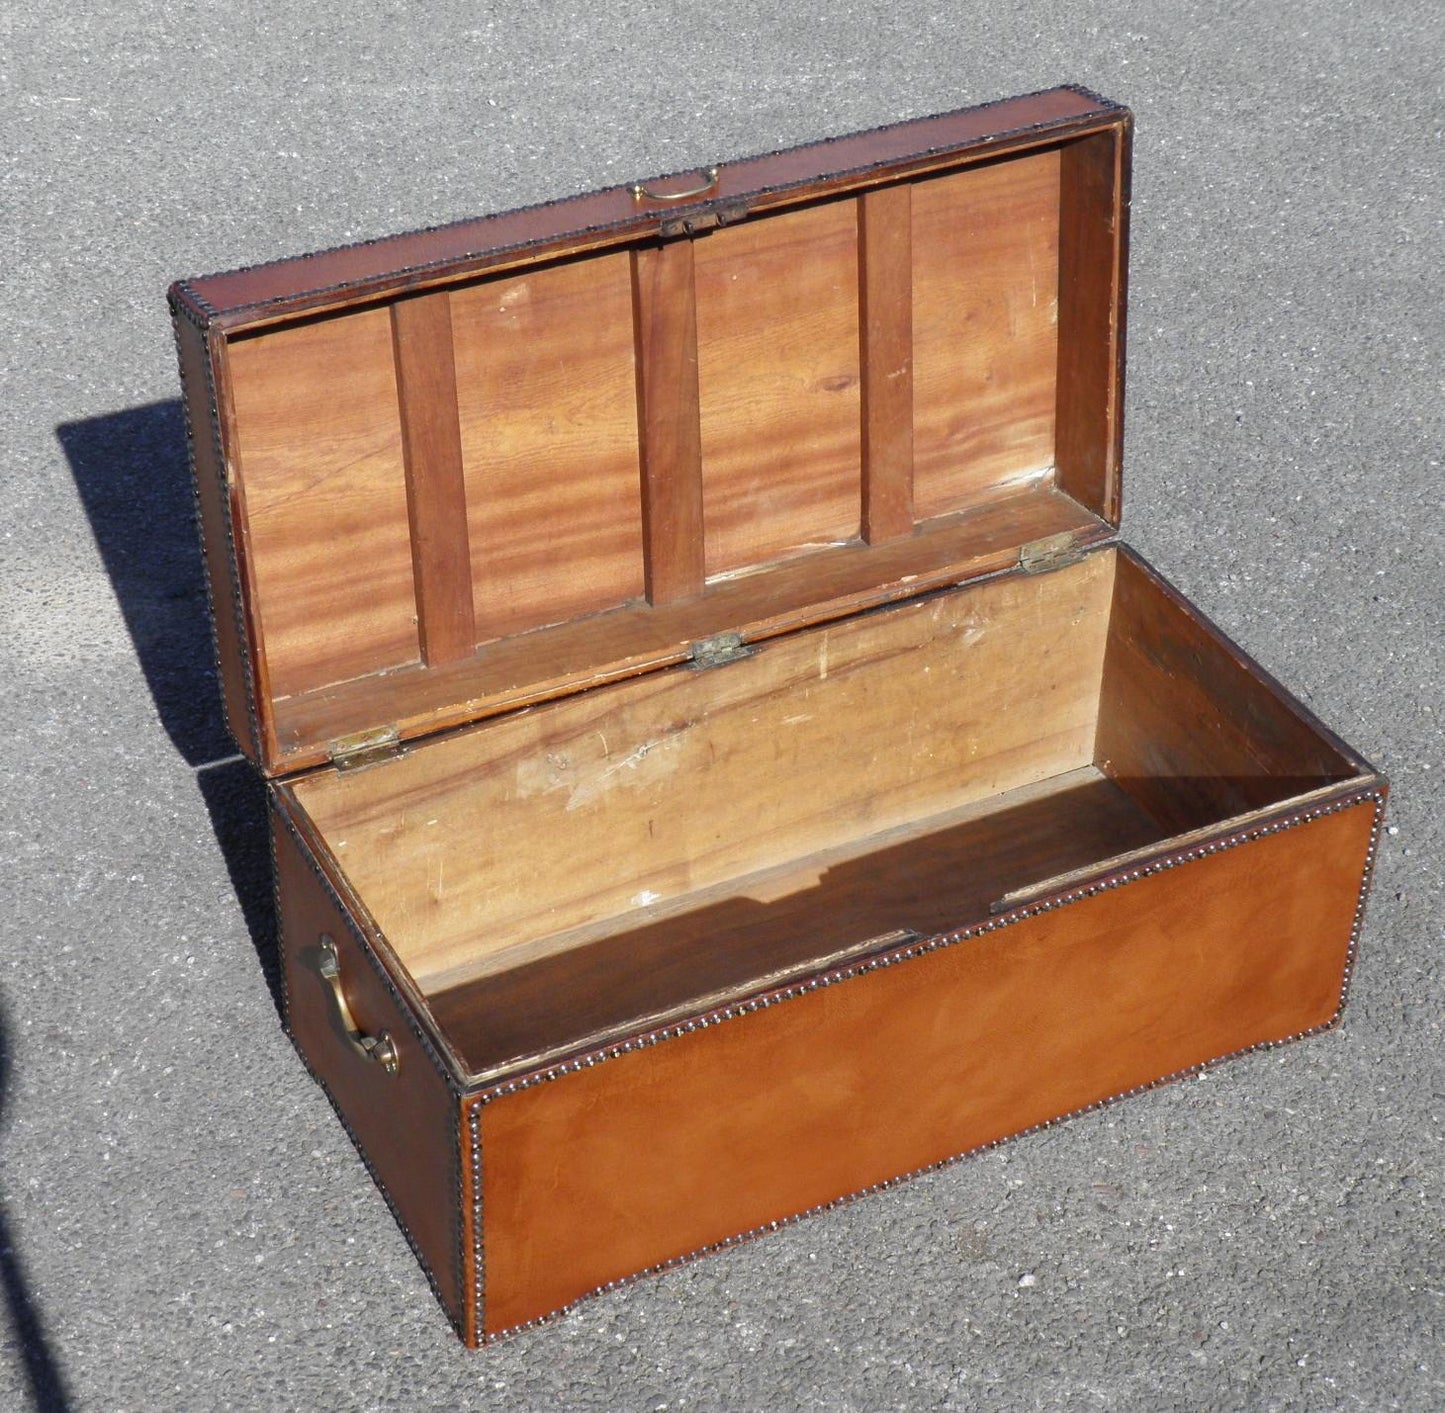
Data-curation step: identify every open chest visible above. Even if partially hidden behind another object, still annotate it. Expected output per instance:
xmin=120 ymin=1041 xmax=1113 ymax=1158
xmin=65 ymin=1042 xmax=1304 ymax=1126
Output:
xmin=168 ymin=85 xmax=1385 ymax=1345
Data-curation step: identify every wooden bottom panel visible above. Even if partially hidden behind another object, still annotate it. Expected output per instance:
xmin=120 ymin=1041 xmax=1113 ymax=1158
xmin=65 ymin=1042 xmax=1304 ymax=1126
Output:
xmin=472 ymin=795 xmax=1378 ymax=1338
xmin=432 ymin=765 xmax=1163 ymax=1076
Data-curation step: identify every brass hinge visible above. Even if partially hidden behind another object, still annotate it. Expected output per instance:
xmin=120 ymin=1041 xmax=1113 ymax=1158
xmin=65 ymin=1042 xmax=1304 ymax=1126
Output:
xmin=1019 ymin=532 xmax=1086 ymax=575
xmin=328 ymin=726 xmax=401 ymax=772
xmin=687 ymin=631 xmax=753 ymax=670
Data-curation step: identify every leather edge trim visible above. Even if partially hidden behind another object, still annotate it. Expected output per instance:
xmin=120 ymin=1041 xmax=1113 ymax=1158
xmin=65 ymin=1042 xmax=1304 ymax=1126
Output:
xmin=473 ymin=787 xmax=1386 ymax=1101
xmin=472 ymin=789 xmax=1385 ymax=1343
xmin=267 ymin=791 xmax=468 ymax=1334
xmin=177 ymin=88 xmax=1128 ymax=325
xmin=169 ymin=306 xmax=262 ymax=762
xmin=466 ymin=1102 xmax=485 ymax=1346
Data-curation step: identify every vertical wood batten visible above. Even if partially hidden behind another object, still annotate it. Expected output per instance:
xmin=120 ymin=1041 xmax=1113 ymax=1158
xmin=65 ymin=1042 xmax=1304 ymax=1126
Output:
xmin=390 ymin=292 xmax=477 ymax=664
xmin=1055 ymin=125 xmax=1128 ymax=525
xmin=859 ymin=186 xmax=915 ymax=544
xmin=631 ymin=241 xmax=705 ymax=604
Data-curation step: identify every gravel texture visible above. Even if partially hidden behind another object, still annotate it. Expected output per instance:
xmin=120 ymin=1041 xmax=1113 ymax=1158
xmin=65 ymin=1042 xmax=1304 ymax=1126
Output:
xmin=2 ymin=2 xmax=1441 ymax=1409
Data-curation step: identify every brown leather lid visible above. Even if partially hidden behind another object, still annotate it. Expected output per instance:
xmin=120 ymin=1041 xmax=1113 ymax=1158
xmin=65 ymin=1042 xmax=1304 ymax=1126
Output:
xmin=170 ymin=86 xmax=1131 ymax=775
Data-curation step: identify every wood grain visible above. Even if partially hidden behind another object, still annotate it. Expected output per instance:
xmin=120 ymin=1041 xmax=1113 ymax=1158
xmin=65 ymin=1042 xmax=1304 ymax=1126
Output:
xmin=1095 ymin=550 xmax=1361 ymax=832
xmin=859 ymin=185 xmax=915 ymax=543
xmin=451 ymin=253 xmax=645 ymax=643
xmin=225 ymin=310 xmax=420 ymax=700
xmin=292 ymin=551 xmax=1118 ymax=991
xmin=1056 ymin=128 xmax=1128 ymax=524
xmin=203 ymin=120 xmax=1136 ymax=774
xmin=390 ymin=292 xmax=476 ymax=665
xmin=631 ymin=241 xmax=705 ymax=603
xmin=911 ymin=150 xmax=1060 ymax=518
xmin=269 ymin=483 xmax=1112 ymax=771
xmin=695 ymin=199 xmax=862 ymax=578
xmin=431 ymin=767 xmax=1162 ymax=1076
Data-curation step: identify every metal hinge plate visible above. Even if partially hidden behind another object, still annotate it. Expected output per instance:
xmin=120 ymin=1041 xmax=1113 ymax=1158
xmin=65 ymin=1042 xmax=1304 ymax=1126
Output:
xmin=660 ymin=198 xmax=751 ymax=239
xmin=687 ymin=632 xmax=753 ymax=670
xmin=1019 ymin=532 xmax=1086 ymax=575
xmin=328 ymin=726 xmax=401 ymax=772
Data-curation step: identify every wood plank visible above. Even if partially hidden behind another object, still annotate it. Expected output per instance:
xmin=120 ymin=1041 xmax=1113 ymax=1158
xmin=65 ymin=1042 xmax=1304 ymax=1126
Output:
xmin=292 ymin=551 xmax=1118 ymax=991
xmin=1096 ymin=549 xmax=1361 ymax=833
xmin=390 ymin=292 xmax=476 ymax=665
xmin=631 ymin=240 xmax=705 ymax=604
xmin=452 ymin=255 xmax=644 ymax=641
xmin=269 ymin=483 xmax=1113 ymax=771
xmin=911 ymin=151 xmax=1060 ymax=518
xmin=858 ymin=185 xmax=915 ymax=543
xmin=1056 ymin=126 xmax=1128 ymax=524
xmin=694 ymin=200 xmax=862 ymax=577
xmin=225 ymin=310 xmax=420 ymax=700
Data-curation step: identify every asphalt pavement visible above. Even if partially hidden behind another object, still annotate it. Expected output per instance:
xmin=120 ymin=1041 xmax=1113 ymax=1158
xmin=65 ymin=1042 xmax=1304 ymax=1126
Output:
xmin=2 ymin=2 xmax=1441 ymax=1408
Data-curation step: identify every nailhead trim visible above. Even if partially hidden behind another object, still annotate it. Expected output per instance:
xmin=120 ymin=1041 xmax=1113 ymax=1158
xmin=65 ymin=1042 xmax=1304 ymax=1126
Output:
xmin=467 ymin=1103 xmax=485 ymax=1344
xmin=278 ymin=809 xmax=460 ymax=1091
xmin=469 ymin=789 xmax=1384 ymax=1344
xmin=176 ymin=312 xmax=266 ymax=760
xmin=267 ymin=793 xmax=289 ymax=1034
xmin=172 ymin=87 xmax=1125 ymax=326
xmin=270 ymin=806 xmax=469 ymax=1342
xmin=478 ymin=791 xmax=1385 ymax=1100
xmin=168 ymin=306 xmax=263 ymax=760
xmin=302 ymin=1054 xmax=468 ymax=1343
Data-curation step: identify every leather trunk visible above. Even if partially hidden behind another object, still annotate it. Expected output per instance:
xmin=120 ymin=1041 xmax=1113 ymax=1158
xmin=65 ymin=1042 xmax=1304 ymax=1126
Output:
xmin=168 ymin=86 xmax=1386 ymax=1345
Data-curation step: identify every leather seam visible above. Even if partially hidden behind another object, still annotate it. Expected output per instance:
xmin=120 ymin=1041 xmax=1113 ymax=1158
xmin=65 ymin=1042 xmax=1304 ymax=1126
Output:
xmin=467 ymin=1101 xmax=485 ymax=1345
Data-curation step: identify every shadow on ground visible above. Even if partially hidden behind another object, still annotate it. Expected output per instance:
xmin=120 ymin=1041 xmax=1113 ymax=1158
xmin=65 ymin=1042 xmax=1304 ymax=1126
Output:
xmin=57 ymin=403 xmax=279 ymax=1009
xmin=0 ymin=998 xmax=73 ymax=1411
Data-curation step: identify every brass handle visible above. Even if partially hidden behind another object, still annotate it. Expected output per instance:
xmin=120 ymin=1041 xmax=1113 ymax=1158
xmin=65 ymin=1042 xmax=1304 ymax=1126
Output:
xmin=630 ymin=166 xmax=720 ymax=203
xmin=317 ymin=935 xmax=399 ymax=1075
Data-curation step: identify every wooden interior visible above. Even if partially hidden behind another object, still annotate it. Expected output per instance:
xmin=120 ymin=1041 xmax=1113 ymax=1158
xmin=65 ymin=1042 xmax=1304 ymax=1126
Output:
xmin=286 ymin=548 xmax=1367 ymax=1080
xmin=224 ymin=105 xmax=1356 ymax=1087
xmin=217 ymin=130 xmax=1127 ymax=773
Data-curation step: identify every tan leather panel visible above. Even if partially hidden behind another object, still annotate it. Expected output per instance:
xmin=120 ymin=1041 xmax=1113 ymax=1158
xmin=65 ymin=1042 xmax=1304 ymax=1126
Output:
xmin=273 ymin=802 xmax=466 ymax=1334
xmin=477 ymin=798 xmax=1374 ymax=1335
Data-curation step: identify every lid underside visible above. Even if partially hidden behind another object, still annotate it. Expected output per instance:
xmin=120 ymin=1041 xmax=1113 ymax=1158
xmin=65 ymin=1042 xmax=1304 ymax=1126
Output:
xmin=174 ymin=87 xmax=1130 ymax=775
